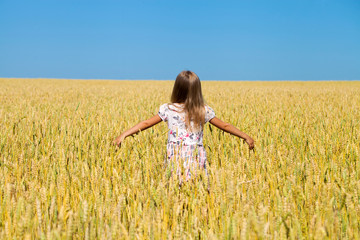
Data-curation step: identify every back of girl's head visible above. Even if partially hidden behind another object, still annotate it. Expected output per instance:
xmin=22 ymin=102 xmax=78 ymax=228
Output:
xmin=171 ymin=70 xmax=205 ymax=131
xmin=171 ymin=70 xmax=203 ymax=104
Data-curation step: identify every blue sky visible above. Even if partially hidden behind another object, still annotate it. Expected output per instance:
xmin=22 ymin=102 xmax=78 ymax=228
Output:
xmin=0 ymin=0 xmax=359 ymax=80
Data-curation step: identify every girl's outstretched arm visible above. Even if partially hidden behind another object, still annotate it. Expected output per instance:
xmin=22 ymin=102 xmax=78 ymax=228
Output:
xmin=209 ymin=117 xmax=254 ymax=149
xmin=113 ymin=115 xmax=162 ymax=147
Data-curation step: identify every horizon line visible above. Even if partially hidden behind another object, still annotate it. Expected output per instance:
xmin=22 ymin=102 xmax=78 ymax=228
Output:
xmin=1 ymin=77 xmax=359 ymax=82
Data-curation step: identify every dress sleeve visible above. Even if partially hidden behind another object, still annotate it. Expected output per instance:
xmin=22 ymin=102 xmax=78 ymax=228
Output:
xmin=205 ymin=105 xmax=215 ymax=123
xmin=158 ymin=104 xmax=169 ymax=122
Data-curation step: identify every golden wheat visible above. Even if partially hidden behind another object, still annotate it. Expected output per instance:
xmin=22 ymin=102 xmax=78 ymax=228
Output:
xmin=0 ymin=78 xmax=359 ymax=239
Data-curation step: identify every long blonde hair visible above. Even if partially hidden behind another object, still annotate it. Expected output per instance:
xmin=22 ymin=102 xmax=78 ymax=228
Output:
xmin=171 ymin=70 xmax=205 ymax=131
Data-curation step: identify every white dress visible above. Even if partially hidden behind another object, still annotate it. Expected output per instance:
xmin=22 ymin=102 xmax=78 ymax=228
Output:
xmin=158 ymin=103 xmax=215 ymax=182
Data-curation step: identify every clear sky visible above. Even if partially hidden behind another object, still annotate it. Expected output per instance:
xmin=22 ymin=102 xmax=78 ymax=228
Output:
xmin=0 ymin=0 xmax=359 ymax=80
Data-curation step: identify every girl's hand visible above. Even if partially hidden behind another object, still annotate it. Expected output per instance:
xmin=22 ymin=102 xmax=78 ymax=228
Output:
xmin=245 ymin=137 xmax=254 ymax=150
xmin=113 ymin=135 xmax=125 ymax=147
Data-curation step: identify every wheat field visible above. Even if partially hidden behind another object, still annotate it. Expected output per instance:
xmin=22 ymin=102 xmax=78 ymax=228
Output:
xmin=1 ymin=78 xmax=359 ymax=239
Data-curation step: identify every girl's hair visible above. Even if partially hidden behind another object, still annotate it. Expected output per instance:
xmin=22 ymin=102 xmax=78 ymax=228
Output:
xmin=171 ymin=70 xmax=205 ymax=131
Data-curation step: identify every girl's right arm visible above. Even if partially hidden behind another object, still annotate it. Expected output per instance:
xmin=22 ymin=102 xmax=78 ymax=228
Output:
xmin=113 ymin=115 xmax=162 ymax=147
xmin=209 ymin=117 xmax=254 ymax=149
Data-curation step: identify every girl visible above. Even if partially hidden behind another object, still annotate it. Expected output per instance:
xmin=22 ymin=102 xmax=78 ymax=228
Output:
xmin=113 ymin=70 xmax=254 ymax=185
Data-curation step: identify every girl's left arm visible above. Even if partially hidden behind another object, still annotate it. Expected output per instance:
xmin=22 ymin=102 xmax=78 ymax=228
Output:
xmin=209 ymin=117 xmax=255 ymax=149
xmin=113 ymin=115 xmax=162 ymax=147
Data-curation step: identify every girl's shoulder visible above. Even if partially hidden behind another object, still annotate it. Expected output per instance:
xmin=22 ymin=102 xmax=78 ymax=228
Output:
xmin=204 ymin=104 xmax=216 ymax=122
xmin=204 ymin=104 xmax=215 ymax=114
xmin=159 ymin=103 xmax=169 ymax=110
xmin=158 ymin=103 xmax=169 ymax=121
xmin=205 ymin=104 xmax=215 ymax=111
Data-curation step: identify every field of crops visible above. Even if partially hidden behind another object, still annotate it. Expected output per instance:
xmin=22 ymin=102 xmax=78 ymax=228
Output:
xmin=1 ymin=78 xmax=360 ymax=239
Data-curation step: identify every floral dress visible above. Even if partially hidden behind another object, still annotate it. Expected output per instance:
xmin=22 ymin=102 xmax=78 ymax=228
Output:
xmin=158 ymin=103 xmax=215 ymax=184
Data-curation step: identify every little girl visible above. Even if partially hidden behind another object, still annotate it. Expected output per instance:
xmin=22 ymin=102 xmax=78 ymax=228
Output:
xmin=113 ymin=70 xmax=254 ymax=184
